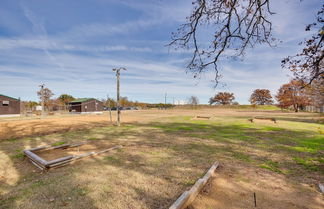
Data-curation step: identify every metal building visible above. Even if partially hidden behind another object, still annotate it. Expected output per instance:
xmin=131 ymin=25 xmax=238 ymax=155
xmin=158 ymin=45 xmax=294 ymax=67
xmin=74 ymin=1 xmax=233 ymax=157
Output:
xmin=0 ymin=94 xmax=20 ymax=116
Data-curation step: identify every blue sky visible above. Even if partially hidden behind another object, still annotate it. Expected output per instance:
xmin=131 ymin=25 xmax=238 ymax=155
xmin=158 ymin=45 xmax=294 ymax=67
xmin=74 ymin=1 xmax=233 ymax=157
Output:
xmin=0 ymin=0 xmax=322 ymax=104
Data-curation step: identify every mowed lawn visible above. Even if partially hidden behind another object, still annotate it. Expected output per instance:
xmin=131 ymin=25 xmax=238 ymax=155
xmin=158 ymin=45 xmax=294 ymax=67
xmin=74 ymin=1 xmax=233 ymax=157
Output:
xmin=0 ymin=109 xmax=323 ymax=209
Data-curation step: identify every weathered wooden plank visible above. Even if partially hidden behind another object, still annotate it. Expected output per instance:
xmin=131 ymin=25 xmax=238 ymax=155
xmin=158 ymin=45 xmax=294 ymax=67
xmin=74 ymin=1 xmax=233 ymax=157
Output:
xmin=74 ymin=145 xmax=122 ymax=159
xmin=30 ymin=159 xmax=46 ymax=170
xmin=196 ymin=116 xmax=211 ymax=119
xmin=29 ymin=146 xmax=50 ymax=152
xmin=24 ymin=150 xmax=48 ymax=165
xmin=48 ymin=159 xmax=74 ymax=168
xmin=169 ymin=161 xmax=219 ymax=209
xmin=47 ymin=156 xmax=74 ymax=166
xmin=169 ymin=191 xmax=190 ymax=209
xmin=25 ymin=144 xmax=122 ymax=170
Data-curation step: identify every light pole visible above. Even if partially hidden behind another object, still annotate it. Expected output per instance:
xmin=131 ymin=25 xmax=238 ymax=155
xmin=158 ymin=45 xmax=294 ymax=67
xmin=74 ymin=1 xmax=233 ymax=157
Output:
xmin=112 ymin=67 xmax=126 ymax=126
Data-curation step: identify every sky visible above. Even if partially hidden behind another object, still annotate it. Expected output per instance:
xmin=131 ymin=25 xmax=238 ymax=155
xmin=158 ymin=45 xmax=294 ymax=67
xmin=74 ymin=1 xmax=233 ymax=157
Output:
xmin=0 ymin=0 xmax=322 ymax=104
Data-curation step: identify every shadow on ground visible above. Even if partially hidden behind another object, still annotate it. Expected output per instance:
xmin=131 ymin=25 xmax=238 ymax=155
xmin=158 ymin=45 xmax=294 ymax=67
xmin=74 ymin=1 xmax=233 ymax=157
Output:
xmin=0 ymin=119 xmax=323 ymax=209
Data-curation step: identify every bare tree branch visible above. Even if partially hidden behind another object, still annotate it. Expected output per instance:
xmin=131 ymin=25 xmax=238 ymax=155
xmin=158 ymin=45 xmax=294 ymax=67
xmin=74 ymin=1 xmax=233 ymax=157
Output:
xmin=282 ymin=5 xmax=324 ymax=85
xmin=168 ymin=0 xmax=275 ymax=86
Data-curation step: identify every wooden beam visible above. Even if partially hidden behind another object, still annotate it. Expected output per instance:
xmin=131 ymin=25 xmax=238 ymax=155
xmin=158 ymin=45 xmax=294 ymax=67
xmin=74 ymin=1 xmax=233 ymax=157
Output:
xmin=24 ymin=143 xmax=122 ymax=170
xmin=169 ymin=161 xmax=219 ymax=209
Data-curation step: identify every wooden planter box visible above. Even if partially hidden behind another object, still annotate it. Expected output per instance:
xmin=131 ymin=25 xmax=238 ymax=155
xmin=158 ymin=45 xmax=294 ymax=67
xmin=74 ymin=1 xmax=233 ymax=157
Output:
xmin=24 ymin=143 xmax=121 ymax=170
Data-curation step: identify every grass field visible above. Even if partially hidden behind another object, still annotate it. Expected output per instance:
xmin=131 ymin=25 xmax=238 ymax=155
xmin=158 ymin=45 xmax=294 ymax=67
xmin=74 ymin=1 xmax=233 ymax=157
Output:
xmin=0 ymin=109 xmax=323 ymax=209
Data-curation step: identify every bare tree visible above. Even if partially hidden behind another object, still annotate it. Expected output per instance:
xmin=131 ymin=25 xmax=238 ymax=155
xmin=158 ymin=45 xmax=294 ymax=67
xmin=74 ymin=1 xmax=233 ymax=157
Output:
xmin=37 ymin=87 xmax=54 ymax=111
xmin=168 ymin=0 xmax=275 ymax=85
xmin=188 ymin=95 xmax=199 ymax=108
xmin=306 ymin=78 xmax=324 ymax=108
xmin=282 ymin=5 xmax=323 ymax=84
xmin=169 ymin=1 xmax=323 ymax=86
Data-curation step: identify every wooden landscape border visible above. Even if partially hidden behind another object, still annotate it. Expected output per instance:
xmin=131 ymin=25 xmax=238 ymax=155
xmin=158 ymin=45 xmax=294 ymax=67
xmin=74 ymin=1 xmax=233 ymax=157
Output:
xmin=24 ymin=142 xmax=122 ymax=170
xmin=169 ymin=161 xmax=219 ymax=209
xmin=194 ymin=116 xmax=212 ymax=119
xmin=249 ymin=117 xmax=277 ymax=123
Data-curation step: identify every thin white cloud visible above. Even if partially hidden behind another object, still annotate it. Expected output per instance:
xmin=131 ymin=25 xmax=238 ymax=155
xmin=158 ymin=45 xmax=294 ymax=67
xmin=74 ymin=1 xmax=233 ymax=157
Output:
xmin=20 ymin=3 xmax=67 ymax=71
xmin=0 ymin=0 xmax=321 ymax=104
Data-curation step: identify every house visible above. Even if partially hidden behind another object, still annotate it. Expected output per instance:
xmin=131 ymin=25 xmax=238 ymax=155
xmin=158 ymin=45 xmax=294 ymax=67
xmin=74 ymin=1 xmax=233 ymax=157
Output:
xmin=0 ymin=94 xmax=20 ymax=116
xmin=69 ymin=98 xmax=103 ymax=113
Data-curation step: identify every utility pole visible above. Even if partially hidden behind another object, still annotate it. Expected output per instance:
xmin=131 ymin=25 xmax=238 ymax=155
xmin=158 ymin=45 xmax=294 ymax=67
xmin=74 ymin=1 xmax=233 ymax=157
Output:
xmin=39 ymin=84 xmax=45 ymax=116
xmin=112 ymin=67 xmax=126 ymax=126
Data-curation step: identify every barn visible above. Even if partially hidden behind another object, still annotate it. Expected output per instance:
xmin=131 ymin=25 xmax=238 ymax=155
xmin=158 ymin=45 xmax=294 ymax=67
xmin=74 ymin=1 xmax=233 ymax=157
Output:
xmin=0 ymin=94 xmax=20 ymax=116
xmin=69 ymin=98 xmax=103 ymax=113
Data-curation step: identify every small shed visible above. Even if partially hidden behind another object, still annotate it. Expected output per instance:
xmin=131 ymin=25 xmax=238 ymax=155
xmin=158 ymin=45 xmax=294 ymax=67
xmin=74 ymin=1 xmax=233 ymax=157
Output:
xmin=69 ymin=98 xmax=103 ymax=113
xmin=0 ymin=94 xmax=20 ymax=116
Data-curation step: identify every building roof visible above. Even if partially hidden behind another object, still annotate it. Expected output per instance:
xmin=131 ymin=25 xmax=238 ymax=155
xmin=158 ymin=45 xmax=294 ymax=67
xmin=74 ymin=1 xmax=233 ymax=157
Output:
xmin=0 ymin=94 xmax=19 ymax=100
xmin=69 ymin=98 xmax=97 ymax=103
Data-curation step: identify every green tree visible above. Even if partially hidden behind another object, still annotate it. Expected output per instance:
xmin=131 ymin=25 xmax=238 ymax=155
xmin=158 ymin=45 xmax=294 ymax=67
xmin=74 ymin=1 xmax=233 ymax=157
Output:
xmin=58 ymin=94 xmax=75 ymax=105
xmin=58 ymin=94 xmax=75 ymax=110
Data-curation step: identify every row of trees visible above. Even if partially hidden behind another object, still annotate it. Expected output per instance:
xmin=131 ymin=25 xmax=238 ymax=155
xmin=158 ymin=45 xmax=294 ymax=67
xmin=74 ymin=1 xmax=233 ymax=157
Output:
xmin=276 ymin=79 xmax=323 ymax=112
xmin=23 ymin=87 xmax=176 ymax=112
xmin=24 ymin=78 xmax=323 ymax=113
xmin=208 ymin=78 xmax=323 ymax=112
xmin=23 ymin=88 xmax=76 ymax=112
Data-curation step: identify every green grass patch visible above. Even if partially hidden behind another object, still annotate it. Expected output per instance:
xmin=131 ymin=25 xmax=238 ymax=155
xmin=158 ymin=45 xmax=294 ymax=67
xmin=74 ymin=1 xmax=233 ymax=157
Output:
xmin=31 ymin=180 xmax=47 ymax=188
xmin=182 ymin=179 xmax=196 ymax=186
xmin=297 ymin=135 xmax=324 ymax=153
xmin=232 ymin=152 xmax=252 ymax=162
xmin=8 ymin=138 xmax=18 ymax=142
xmin=259 ymin=160 xmax=282 ymax=173
xmin=87 ymin=137 xmax=98 ymax=140
xmin=72 ymin=187 xmax=88 ymax=196
xmin=293 ymin=157 xmax=321 ymax=171
xmin=11 ymin=153 xmax=24 ymax=159
xmin=104 ymin=156 xmax=123 ymax=165
xmin=262 ymin=126 xmax=285 ymax=131
xmin=52 ymin=141 xmax=66 ymax=146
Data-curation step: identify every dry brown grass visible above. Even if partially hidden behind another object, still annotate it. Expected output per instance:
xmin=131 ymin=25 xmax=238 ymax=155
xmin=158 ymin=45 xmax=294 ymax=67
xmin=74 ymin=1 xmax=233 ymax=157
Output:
xmin=0 ymin=108 xmax=323 ymax=209
xmin=0 ymin=109 xmax=320 ymax=140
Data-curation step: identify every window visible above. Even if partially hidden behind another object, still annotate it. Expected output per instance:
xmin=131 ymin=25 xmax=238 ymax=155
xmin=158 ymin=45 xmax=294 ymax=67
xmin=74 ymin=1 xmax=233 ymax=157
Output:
xmin=2 ymin=101 xmax=9 ymax=106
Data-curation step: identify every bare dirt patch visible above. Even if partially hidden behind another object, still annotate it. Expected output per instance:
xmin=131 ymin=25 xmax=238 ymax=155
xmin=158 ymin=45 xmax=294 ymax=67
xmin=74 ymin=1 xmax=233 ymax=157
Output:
xmin=188 ymin=163 xmax=324 ymax=209
xmin=34 ymin=141 xmax=116 ymax=161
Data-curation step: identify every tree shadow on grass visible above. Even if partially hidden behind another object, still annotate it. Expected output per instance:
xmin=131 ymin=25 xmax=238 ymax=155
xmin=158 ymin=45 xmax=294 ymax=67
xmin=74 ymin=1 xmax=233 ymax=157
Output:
xmin=0 ymin=120 xmax=323 ymax=209
xmin=0 ymin=119 xmax=111 ymax=141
